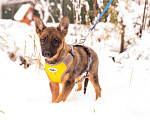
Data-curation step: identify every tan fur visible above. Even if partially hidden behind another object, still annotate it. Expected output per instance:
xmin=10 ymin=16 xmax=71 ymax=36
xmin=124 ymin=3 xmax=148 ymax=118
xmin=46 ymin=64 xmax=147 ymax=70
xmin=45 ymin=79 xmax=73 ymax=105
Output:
xmin=49 ymin=81 xmax=59 ymax=102
xmin=55 ymin=73 xmax=75 ymax=103
xmin=76 ymin=83 xmax=82 ymax=91
xmin=75 ymin=74 xmax=83 ymax=91
xmin=34 ymin=15 xmax=102 ymax=103
xmin=89 ymin=73 xmax=101 ymax=99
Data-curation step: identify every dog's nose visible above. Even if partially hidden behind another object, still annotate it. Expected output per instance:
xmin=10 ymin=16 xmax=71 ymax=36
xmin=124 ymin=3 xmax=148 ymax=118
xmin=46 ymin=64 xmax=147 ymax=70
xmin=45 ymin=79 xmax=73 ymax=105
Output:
xmin=44 ymin=51 xmax=51 ymax=58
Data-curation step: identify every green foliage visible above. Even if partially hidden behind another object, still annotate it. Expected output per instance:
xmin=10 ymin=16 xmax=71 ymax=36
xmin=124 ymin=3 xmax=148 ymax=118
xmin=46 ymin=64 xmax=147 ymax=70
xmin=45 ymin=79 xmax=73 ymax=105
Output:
xmin=102 ymin=0 xmax=119 ymax=25
xmin=2 ymin=0 xmax=119 ymax=25
xmin=110 ymin=9 xmax=119 ymax=26
xmin=81 ymin=5 xmax=86 ymax=24
xmin=49 ymin=0 xmax=60 ymax=23
xmin=63 ymin=0 xmax=74 ymax=23
xmin=85 ymin=0 xmax=119 ymax=25
xmin=2 ymin=2 xmax=30 ymax=19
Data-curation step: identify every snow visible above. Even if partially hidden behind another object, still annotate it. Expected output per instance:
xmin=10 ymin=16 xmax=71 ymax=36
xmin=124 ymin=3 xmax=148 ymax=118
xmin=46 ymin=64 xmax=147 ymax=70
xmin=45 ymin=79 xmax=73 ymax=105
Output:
xmin=14 ymin=4 xmax=32 ymax=21
xmin=1 ymin=1 xmax=150 ymax=120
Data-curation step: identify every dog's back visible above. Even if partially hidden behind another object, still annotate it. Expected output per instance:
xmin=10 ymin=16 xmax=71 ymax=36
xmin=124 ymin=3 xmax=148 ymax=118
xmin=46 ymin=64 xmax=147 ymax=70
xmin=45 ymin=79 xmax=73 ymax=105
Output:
xmin=68 ymin=45 xmax=101 ymax=98
xmin=70 ymin=45 xmax=99 ymax=78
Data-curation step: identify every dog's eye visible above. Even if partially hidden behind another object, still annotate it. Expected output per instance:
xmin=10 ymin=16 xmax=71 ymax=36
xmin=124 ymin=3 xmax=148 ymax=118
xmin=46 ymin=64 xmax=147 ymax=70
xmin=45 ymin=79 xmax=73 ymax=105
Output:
xmin=40 ymin=37 xmax=46 ymax=45
xmin=53 ymin=38 xmax=60 ymax=47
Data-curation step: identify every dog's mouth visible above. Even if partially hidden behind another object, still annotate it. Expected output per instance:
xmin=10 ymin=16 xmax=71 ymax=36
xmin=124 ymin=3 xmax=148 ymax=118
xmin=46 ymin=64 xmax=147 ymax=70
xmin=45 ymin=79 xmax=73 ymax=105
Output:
xmin=44 ymin=55 xmax=58 ymax=64
xmin=43 ymin=52 xmax=57 ymax=63
xmin=44 ymin=56 xmax=50 ymax=60
xmin=42 ymin=51 xmax=54 ymax=59
xmin=43 ymin=54 xmax=54 ymax=60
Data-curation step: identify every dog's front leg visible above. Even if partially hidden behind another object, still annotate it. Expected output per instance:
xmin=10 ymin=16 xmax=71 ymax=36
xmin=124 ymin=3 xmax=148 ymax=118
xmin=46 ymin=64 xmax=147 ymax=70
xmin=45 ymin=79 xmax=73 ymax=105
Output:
xmin=49 ymin=81 xmax=59 ymax=102
xmin=54 ymin=73 xmax=75 ymax=103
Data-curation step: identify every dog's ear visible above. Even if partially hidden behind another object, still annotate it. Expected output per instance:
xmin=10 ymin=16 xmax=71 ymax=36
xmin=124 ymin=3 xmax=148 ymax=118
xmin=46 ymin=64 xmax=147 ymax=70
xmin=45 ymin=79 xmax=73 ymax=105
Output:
xmin=33 ymin=16 xmax=46 ymax=36
xmin=57 ymin=15 xmax=69 ymax=36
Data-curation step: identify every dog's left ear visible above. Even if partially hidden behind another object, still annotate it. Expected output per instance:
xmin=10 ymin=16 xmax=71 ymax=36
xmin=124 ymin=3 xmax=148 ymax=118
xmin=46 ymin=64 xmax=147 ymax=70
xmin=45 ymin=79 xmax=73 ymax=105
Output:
xmin=33 ymin=16 xmax=46 ymax=36
xmin=57 ymin=15 xmax=69 ymax=36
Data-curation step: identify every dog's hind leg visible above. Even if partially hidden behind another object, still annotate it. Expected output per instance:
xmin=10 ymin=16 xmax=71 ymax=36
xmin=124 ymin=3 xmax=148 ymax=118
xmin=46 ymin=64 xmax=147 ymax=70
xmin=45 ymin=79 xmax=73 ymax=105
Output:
xmin=77 ymin=83 xmax=82 ymax=91
xmin=89 ymin=73 xmax=101 ymax=100
xmin=54 ymin=73 xmax=75 ymax=103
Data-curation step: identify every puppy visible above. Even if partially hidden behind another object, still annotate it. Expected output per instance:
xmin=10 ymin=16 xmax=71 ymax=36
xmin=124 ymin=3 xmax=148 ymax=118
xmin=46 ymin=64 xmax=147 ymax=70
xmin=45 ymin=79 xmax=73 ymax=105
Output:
xmin=33 ymin=15 xmax=101 ymax=103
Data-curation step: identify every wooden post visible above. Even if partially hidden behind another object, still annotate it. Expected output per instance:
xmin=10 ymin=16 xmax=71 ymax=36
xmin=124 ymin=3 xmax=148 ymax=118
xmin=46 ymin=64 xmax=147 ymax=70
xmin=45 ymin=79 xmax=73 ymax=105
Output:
xmin=120 ymin=18 xmax=126 ymax=53
xmin=0 ymin=4 xmax=2 ymax=19
xmin=139 ymin=0 xmax=148 ymax=38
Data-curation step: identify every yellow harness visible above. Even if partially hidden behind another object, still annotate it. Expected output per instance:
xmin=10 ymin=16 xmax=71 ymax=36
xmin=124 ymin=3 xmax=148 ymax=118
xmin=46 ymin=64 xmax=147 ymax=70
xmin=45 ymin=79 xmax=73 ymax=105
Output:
xmin=45 ymin=53 xmax=73 ymax=83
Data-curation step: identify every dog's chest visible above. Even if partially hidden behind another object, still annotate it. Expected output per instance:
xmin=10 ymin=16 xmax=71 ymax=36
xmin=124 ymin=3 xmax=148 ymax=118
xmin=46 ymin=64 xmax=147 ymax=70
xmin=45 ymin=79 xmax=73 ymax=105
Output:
xmin=45 ymin=53 xmax=73 ymax=83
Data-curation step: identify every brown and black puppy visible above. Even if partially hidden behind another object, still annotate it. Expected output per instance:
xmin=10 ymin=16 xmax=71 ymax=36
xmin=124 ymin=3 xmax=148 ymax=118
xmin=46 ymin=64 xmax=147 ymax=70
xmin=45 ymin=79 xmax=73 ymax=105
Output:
xmin=33 ymin=15 xmax=101 ymax=103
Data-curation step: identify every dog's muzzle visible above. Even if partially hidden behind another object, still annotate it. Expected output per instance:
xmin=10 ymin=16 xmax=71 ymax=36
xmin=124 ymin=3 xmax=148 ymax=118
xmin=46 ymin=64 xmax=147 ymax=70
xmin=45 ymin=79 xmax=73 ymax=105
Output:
xmin=43 ymin=51 xmax=51 ymax=59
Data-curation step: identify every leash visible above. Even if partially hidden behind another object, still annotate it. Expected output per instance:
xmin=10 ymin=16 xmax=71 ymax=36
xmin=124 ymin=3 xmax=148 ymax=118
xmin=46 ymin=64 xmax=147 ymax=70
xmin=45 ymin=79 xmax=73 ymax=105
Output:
xmin=73 ymin=0 xmax=113 ymax=84
xmin=89 ymin=0 xmax=114 ymax=33
xmin=73 ymin=0 xmax=114 ymax=45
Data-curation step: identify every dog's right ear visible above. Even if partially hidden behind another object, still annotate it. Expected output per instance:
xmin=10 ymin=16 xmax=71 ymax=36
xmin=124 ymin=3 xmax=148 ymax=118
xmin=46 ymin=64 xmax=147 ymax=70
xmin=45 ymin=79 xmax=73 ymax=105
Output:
xmin=33 ymin=16 xmax=46 ymax=36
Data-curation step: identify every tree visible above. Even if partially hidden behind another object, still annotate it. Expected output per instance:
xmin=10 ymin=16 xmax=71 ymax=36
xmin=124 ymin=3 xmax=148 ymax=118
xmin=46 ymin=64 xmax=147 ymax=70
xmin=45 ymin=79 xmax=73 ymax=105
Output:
xmin=139 ymin=0 xmax=148 ymax=38
xmin=34 ymin=0 xmax=56 ymax=23
xmin=120 ymin=18 xmax=126 ymax=53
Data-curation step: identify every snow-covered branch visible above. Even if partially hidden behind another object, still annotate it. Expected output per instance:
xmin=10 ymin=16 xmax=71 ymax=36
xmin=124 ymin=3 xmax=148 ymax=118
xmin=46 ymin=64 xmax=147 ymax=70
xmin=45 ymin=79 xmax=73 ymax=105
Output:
xmin=34 ymin=0 xmax=55 ymax=23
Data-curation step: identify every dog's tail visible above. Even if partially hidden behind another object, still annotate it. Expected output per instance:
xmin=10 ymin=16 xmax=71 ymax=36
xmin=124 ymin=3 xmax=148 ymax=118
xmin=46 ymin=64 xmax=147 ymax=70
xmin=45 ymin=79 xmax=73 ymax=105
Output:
xmin=84 ymin=78 xmax=89 ymax=94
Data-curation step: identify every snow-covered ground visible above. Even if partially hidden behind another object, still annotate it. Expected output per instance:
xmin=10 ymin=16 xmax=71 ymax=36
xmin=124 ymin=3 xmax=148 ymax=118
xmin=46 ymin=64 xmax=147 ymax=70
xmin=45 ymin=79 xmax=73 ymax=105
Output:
xmin=1 ymin=1 xmax=150 ymax=119
xmin=0 ymin=19 xmax=150 ymax=120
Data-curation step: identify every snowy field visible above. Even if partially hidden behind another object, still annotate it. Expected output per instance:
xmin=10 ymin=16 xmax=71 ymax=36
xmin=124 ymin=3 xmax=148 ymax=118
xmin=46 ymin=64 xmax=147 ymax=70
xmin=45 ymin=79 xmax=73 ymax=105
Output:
xmin=0 ymin=19 xmax=150 ymax=120
xmin=1 ymin=1 xmax=150 ymax=119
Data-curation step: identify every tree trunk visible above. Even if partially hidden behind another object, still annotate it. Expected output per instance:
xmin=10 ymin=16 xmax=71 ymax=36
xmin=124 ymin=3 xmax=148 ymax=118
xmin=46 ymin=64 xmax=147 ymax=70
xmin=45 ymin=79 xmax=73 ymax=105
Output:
xmin=120 ymin=18 xmax=126 ymax=53
xmin=93 ymin=0 xmax=97 ymax=23
xmin=139 ymin=0 xmax=148 ymax=38
xmin=59 ymin=0 xmax=63 ymax=22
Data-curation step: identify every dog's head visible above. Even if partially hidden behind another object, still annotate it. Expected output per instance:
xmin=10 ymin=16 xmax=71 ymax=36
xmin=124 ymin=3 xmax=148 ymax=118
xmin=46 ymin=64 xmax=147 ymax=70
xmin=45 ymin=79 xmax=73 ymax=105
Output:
xmin=33 ymin=16 xmax=69 ymax=61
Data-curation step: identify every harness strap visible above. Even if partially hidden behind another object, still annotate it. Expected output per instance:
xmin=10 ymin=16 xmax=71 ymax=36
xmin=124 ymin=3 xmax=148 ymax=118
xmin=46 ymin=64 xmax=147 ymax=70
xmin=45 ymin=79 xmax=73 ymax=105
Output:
xmin=72 ymin=45 xmax=92 ymax=84
xmin=69 ymin=45 xmax=75 ymax=56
